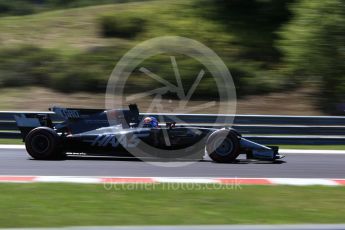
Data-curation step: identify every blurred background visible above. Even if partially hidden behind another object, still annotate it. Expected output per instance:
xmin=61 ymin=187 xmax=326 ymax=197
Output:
xmin=0 ymin=0 xmax=344 ymax=115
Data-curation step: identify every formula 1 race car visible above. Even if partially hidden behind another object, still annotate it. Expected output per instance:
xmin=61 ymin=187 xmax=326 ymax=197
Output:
xmin=15 ymin=104 xmax=282 ymax=163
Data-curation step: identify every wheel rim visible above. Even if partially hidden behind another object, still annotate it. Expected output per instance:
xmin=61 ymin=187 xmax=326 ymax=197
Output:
xmin=213 ymin=138 xmax=233 ymax=156
xmin=31 ymin=135 xmax=50 ymax=153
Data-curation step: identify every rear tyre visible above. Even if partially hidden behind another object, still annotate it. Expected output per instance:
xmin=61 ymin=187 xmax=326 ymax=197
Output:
xmin=25 ymin=127 xmax=63 ymax=160
xmin=206 ymin=129 xmax=240 ymax=163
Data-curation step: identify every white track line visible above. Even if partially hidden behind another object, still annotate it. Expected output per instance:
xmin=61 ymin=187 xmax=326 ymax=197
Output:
xmin=0 ymin=144 xmax=25 ymax=149
xmin=280 ymin=149 xmax=345 ymax=155
xmin=0 ymin=176 xmax=344 ymax=186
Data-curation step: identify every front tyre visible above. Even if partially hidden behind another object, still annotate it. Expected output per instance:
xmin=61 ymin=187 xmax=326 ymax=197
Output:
xmin=206 ymin=129 xmax=240 ymax=163
xmin=25 ymin=127 xmax=64 ymax=160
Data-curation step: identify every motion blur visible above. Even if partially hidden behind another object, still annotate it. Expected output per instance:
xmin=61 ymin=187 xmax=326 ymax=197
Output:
xmin=0 ymin=0 xmax=343 ymax=114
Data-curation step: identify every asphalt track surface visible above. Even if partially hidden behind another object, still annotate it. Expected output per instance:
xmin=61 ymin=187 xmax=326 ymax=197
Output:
xmin=1 ymin=149 xmax=345 ymax=178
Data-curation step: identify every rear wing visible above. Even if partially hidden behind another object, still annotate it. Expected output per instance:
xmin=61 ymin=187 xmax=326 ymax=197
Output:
xmin=14 ymin=113 xmax=55 ymax=141
xmin=14 ymin=104 xmax=141 ymax=140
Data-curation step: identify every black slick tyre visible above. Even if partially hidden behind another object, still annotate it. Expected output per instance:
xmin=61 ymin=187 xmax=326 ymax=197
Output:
xmin=25 ymin=127 xmax=63 ymax=160
xmin=206 ymin=129 xmax=240 ymax=163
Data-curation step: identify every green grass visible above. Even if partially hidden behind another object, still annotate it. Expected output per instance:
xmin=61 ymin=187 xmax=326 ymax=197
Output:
xmin=0 ymin=0 xmax=150 ymax=17
xmin=0 ymin=183 xmax=344 ymax=227
xmin=0 ymin=3 xmax=139 ymax=53
xmin=0 ymin=1 xmax=230 ymax=52
xmin=0 ymin=139 xmax=23 ymax=144
xmin=0 ymin=0 xmax=259 ymax=96
xmin=0 ymin=0 xmax=289 ymax=98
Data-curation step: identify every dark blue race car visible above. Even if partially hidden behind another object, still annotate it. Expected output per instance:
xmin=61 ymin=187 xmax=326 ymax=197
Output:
xmin=15 ymin=104 xmax=282 ymax=163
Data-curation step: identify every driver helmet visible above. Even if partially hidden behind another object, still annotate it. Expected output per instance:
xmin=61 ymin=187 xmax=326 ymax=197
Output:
xmin=143 ymin=116 xmax=158 ymax=128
